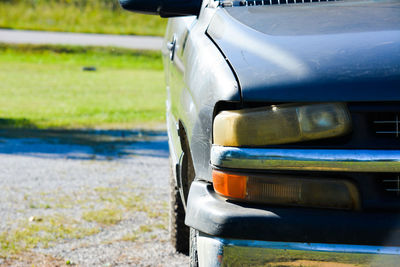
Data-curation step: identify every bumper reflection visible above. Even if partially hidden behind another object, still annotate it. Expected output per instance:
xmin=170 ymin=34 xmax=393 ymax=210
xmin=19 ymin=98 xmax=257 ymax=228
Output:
xmin=197 ymin=234 xmax=400 ymax=267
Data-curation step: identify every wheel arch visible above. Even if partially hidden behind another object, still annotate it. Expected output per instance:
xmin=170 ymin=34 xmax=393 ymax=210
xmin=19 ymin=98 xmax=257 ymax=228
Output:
xmin=177 ymin=120 xmax=196 ymax=204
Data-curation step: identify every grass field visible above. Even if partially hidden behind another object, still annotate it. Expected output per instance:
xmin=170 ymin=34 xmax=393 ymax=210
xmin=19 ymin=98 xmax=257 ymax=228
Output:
xmin=0 ymin=44 xmax=166 ymax=129
xmin=0 ymin=0 xmax=167 ymax=36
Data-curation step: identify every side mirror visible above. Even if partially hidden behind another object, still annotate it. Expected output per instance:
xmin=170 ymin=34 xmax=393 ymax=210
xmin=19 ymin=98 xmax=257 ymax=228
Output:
xmin=119 ymin=0 xmax=202 ymax=18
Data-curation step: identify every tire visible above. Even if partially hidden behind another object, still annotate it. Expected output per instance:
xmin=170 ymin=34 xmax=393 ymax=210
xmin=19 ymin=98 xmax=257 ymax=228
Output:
xmin=189 ymin=228 xmax=199 ymax=267
xmin=169 ymin=160 xmax=190 ymax=255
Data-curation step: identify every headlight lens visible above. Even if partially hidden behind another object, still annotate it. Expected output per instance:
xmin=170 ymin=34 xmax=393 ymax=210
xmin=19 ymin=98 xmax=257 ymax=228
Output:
xmin=213 ymin=103 xmax=352 ymax=146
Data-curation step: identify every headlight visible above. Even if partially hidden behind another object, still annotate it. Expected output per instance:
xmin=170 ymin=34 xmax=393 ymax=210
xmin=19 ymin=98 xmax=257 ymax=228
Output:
xmin=213 ymin=103 xmax=352 ymax=146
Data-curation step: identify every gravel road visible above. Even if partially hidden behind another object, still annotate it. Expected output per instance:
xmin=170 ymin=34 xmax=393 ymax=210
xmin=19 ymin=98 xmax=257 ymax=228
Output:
xmin=0 ymin=129 xmax=188 ymax=266
xmin=0 ymin=29 xmax=163 ymax=50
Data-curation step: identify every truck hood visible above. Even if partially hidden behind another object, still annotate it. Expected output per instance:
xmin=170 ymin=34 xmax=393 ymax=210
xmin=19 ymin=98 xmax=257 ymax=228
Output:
xmin=207 ymin=0 xmax=400 ymax=102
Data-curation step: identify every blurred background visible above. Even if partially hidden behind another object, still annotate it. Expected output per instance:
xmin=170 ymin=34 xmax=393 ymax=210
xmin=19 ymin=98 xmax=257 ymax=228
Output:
xmin=0 ymin=0 xmax=167 ymax=129
xmin=0 ymin=1 xmax=189 ymax=266
xmin=0 ymin=0 xmax=166 ymax=36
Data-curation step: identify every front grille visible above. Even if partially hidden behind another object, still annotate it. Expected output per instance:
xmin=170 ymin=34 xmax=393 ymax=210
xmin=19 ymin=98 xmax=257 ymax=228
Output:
xmin=219 ymin=0 xmax=338 ymax=7
xmin=380 ymin=174 xmax=400 ymax=197
xmin=372 ymin=113 xmax=400 ymax=138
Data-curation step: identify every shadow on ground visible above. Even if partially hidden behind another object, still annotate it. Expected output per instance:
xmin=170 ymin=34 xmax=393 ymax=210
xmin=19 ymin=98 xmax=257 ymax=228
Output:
xmin=0 ymin=128 xmax=169 ymax=160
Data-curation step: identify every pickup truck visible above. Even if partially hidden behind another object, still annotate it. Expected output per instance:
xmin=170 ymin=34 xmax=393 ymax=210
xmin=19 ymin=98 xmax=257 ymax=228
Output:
xmin=119 ymin=0 xmax=400 ymax=266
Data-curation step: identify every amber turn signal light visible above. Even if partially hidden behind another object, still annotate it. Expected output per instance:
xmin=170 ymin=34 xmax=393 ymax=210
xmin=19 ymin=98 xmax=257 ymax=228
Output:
xmin=212 ymin=170 xmax=360 ymax=210
xmin=212 ymin=170 xmax=247 ymax=199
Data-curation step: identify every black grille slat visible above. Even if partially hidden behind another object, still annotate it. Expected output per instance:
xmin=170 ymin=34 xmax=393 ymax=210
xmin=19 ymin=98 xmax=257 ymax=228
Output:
xmin=381 ymin=174 xmax=400 ymax=197
xmin=219 ymin=0 xmax=338 ymax=7
xmin=373 ymin=114 xmax=400 ymax=138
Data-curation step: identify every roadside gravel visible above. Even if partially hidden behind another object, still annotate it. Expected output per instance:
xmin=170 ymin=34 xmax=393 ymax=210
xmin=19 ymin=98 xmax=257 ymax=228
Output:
xmin=0 ymin=129 xmax=188 ymax=266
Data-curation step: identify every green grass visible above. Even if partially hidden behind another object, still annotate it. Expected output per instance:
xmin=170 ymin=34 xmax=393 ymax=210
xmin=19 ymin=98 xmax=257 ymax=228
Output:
xmin=82 ymin=208 xmax=123 ymax=226
xmin=0 ymin=1 xmax=167 ymax=36
xmin=0 ymin=44 xmax=166 ymax=129
xmin=121 ymin=233 xmax=138 ymax=242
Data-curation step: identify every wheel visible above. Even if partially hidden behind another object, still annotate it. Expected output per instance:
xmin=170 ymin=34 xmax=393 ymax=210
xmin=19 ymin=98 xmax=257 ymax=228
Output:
xmin=189 ymin=228 xmax=199 ymax=267
xmin=169 ymin=159 xmax=190 ymax=255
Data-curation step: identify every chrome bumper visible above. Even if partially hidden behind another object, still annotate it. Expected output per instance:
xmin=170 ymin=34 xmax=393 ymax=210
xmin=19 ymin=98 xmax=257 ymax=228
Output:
xmin=197 ymin=234 xmax=400 ymax=267
xmin=211 ymin=146 xmax=400 ymax=172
